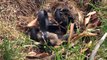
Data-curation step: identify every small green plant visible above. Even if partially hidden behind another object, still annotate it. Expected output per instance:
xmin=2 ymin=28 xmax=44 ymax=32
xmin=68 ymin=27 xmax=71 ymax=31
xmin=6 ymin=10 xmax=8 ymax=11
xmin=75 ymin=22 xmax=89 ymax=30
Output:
xmin=88 ymin=1 xmax=107 ymax=60
xmin=0 ymin=38 xmax=17 ymax=60
xmin=0 ymin=34 xmax=33 ymax=60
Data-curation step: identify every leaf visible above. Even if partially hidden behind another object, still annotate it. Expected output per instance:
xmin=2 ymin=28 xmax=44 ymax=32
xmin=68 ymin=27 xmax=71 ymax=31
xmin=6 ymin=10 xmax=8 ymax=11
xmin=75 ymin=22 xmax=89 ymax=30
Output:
xmin=93 ymin=19 xmax=101 ymax=26
xmin=86 ymin=23 xmax=95 ymax=29
xmin=26 ymin=52 xmax=49 ymax=59
xmin=85 ymin=41 xmax=92 ymax=48
xmin=35 ymin=52 xmax=49 ymax=58
xmin=84 ymin=16 xmax=91 ymax=25
xmin=87 ymin=11 xmax=96 ymax=16
xmin=26 ymin=51 xmax=37 ymax=58
xmin=71 ymin=31 xmax=97 ymax=43
xmin=27 ymin=18 xmax=38 ymax=27
xmin=89 ymin=11 xmax=101 ymax=26
xmin=78 ymin=11 xmax=84 ymax=23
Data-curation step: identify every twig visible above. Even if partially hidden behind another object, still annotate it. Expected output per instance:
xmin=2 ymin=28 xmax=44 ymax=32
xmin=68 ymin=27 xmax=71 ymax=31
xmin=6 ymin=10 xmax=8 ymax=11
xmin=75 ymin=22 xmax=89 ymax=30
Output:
xmin=71 ymin=31 xmax=97 ymax=43
xmin=90 ymin=33 xmax=107 ymax=60
xmin=68 ymin=23 xmax=74 ymax=44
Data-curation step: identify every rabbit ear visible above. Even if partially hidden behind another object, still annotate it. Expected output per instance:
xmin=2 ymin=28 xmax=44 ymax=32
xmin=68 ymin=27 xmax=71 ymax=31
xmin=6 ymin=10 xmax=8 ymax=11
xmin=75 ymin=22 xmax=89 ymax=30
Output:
xmin=37 ymin=10 xmax=49 ymax=32
xmin=54 ymin=8 xmax=63 ymax=23
xmin=37 ymin=10 xmax=50 ymax=42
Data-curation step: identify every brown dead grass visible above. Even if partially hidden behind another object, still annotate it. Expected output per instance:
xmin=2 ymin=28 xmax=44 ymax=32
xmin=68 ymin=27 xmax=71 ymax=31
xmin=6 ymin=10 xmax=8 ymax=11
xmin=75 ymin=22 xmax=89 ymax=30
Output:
xmin=0 ymin=0 xmax=82 ymax=38
xmin=0 ymin=0 xmax=42 ymax=39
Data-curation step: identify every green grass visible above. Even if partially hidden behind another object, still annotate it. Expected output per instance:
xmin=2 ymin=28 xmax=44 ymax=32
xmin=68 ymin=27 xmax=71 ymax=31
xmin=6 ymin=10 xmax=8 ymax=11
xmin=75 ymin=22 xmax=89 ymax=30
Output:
xmin=0 ymin=0 xmax=107 ymax=60
xmin=88 ymin=1 xmax=107 ymax=60
xmin=0 ymin=33 xmax=33 ymax=60
xmin=54 ymin=1 xmax=107 ymax=60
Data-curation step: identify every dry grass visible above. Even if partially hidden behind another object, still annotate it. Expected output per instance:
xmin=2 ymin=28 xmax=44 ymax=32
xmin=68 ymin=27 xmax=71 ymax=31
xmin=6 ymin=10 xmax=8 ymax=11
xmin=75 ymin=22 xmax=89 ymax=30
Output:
xmin=0 ymin=1 xmax=38 ymax=60
xmin=0 ymin=0 xmax=42 ymax=38
xmin=0 ymin=0 xmax=107 ymax=60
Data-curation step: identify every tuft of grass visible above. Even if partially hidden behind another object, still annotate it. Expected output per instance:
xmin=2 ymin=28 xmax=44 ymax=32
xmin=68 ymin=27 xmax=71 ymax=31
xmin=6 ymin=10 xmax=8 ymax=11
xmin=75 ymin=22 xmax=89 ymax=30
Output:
xmin=88 ymin=1 xmax=107 ymax=60
xmin=0 ymin=19 xmax=34 ymax=60
xmin=0 ymin=34 xmax=34 ymax=60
